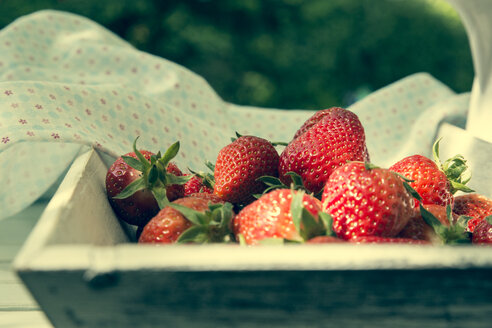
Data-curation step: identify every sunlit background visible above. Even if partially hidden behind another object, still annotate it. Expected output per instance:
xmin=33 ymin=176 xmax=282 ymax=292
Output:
xmin=1 ymin=0 xmax=473 ymax=109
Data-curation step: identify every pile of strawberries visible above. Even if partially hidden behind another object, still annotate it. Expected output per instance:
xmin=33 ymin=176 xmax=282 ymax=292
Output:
xmin=105 ymin=107 xmax=492 ymax=246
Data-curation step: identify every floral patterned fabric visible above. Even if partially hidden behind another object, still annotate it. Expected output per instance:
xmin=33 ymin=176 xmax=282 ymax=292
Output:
xmin=0 ymin=10 xmax=470 ymax=220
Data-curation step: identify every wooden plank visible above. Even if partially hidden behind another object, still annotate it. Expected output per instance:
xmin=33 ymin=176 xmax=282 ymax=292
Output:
xmin=0 ymin=197 xmax=50 ymax=327
xmin=0 ymin=312 xmax=52 ymax=328
xmin=19 ymin=268 xmax=492 ymax=328
xmin=15 ymin=243 xmax=492 ymax=272
xmin=0 ymin=269 xmax=39 ymax=310
xmin=0 ymin=281 xmax=39 ymax=311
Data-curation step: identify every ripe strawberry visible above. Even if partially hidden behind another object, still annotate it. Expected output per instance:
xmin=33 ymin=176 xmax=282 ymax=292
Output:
xmin=165 ymin=162 xmax=187 ymax=201
xmin=321 ymin=162 xmax=416 ymax=240
xmin=185 ymin=192 xmax=224 ymax=203
xmin=106 ymin=139 xmax=189 ymax=227
xmin=233 ymin=189 xmax=330 ymax=245
xmin=350 ymin=236 xmax=431 ymax=244
xmin=184 ymin=175 xmax=213 ymax=195
xmin=398 ymin=204 xmax=456 ymax=242
xmin=306 ymin=236 xmax=346 ymax=244
xmin=389 ymin=139 xmax=473 ymax=208
xmin=138 ymin=196 xmax=233 ymax=244
xmin=214 ymin=135 xmax=279 ymax=204
xmin=293 ymin=107 xmax=345 ymax=140
xmin=453 ymin=194 xmax=492 ymax=233
xmin=472 ymin=216 xmax=492 ymax=245
xmin=279 ymin=107 xmax=369 ymax=194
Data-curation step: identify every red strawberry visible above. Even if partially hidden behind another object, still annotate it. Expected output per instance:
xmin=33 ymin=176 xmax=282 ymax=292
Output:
xmin=350 ymin=236 xmax=431 ymax=245
xmin=184 ymin=175 xmax=213 ymax=196
xmin=185 ymin=192 xmax=224 ymax=204
xmin=279 ymin=107 xmax=369 ymax=194
xmin=306 ymin=236 xmax=346 ymax=244
xmin=389 ymin=155 xmax=453 ymax=207
xmin=398 ymin=204 xmax=456 ymax=242
xmin=106 ymin=150 xmax=159 ymax=226
xmin=453 ymin=194 xmax=492 ymax=233
xmin=321 ymin=162 xmax=416 ymax=240
xmin=139 ymin=196 xmax=233 ymax=244
xmin=233 ymin=189 xmax=328 ymax=245
xmin=472 ymin=216 xmax=492 ymax=245
xmin=166 ymin=162 xmax=187 ymax=200
xmin=214 ymin=135 xmax=279 ymax=204
xmin=389 ymin=139 xmax=473 ymax=208
xmin=105 ymin=139 xmax=188 ymax=227
xmin=292 ymin=107 xmax=341 ymax=140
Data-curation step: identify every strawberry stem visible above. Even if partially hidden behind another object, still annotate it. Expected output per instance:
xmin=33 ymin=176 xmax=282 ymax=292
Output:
xmin=113 ymin=137 xmax=190 ymax=209
xmin=419 ymin=204 xmax=471 ymax=245
xmin=432 ymin=138 xmax=474 ymax=194
xmin=290 ymin=190 xmax=326 ymax=241
xmin=170 ymin=202 xmax=235 ymax=244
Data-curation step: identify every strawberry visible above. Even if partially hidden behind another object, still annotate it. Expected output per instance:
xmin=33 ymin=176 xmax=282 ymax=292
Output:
xmin=279 ymin=107 xmax=369 ymax=194
xmin=398 ymin=204 xmax=457 ymax=242
xmin=185 ymin=192 xmax=224 ymax=204
xmin=138 ymin=195 xmax=234 ymax=244
xmin=214 ymin=135 xmax=279 ymax=204
xmin=184 ymin=175 xmax=213 ymax=195
xmin=349 ymin=236 xmax=431 ymax=244
xmin=292 ymin=107 xmax=344 ymax=140
xmin=389 ymin=138 xmax=473 ymax=208
xmin=453 ymin=194 xmax=492 ymax=233
xmin=105 ymin=138 xmax=189 ymax=227
xmin=416 ymin=204 xmax=471 ymax=244
xmin=306 ymin=236 xmax=346 ymax=244
xmin=472 ymin=216 xmax=492 ymax=245
xmin=321 ymin=162 xmax=416 ymax=241
xmin=233 ymin=189 xmax=330 ymax=245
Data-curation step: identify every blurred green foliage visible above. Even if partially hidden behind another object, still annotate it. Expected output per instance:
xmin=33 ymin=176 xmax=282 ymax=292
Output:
xmin=0 ymin=0 xmax=473 ymax=109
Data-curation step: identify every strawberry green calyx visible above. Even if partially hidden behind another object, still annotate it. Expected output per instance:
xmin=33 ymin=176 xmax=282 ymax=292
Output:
xmin=271 ymin=141 xmax=289 ymax=147
xmin=486 ymin=216 xmax=492 ymax=225
xmin=113 ymin=137 xmax=191 ymax=209
xmin=231 ymin=131 xmax=288 ymax=147
xmin=188 ymin=167 xmax=215 ymax=190
xmin=290 ymin=190 xmax=332 ymax=241
xmin=420 ymin=204 xmax=471 ymax=245
xmin=432 ymin=138 xmax=474 ymax=194
xmin=318 ymin=212 xmax=337 ymax=237
xmin=230 ymin=131 xmax=242 ymax=142
xmin=255 ymin=192 xmax=335 ymax=245
xmin=170 ymin=202 xmax=235 ymax=244
xmin=364 ymin=162 xmax=380 ymax=170
xmin=256 ymin=171 xmax=313 ymax=198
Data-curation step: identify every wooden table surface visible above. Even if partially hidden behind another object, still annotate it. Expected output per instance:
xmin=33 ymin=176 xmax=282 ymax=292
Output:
xmin=1 ymin=200 xmax=52 ymax=328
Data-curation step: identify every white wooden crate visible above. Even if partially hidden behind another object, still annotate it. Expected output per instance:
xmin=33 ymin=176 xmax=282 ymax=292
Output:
xmin=13 ymin=147 xmax=492 ymax=328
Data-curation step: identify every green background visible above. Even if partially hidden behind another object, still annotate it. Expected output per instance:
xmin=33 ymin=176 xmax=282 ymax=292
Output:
xmin=0 ymin=0 xmax=473 ymax=109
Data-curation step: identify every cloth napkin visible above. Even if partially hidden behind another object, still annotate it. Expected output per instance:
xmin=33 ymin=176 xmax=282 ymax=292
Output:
xmin=0 ymin=10 xmax=472 ymax=220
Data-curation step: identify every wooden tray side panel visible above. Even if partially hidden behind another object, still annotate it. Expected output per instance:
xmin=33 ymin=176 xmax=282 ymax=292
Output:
xmin=18 ymin=268 xmax=492 ymax=328
xmin=46 ymin=149 xmax=131 ymax=246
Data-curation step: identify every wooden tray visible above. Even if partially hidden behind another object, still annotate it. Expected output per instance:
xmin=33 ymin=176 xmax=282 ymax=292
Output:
xmin=13 ymin=148 xmax=492 ymax=328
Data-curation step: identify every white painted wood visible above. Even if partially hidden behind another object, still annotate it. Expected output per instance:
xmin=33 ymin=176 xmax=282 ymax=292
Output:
xmin=0 ymin=312 xmax=52 ymax=328
xmin=14 ymin=149 xmax=131 ymax=271
xmin=0 ymin=198 xmax=52 ymax=327
xmin=12 ymin=148 xmax=492 ymax=328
